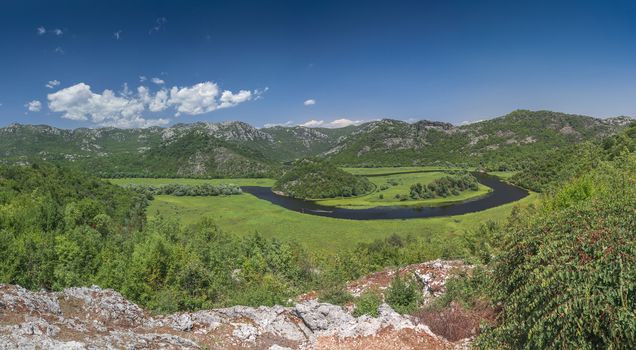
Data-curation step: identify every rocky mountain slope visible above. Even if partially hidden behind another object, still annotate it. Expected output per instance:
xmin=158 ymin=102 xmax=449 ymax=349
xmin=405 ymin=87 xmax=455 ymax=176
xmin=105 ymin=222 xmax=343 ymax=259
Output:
xmin=0 ymin=110 xmax=631 ymax=176
xmin=0 ymin=260 xmax=471 ymax=350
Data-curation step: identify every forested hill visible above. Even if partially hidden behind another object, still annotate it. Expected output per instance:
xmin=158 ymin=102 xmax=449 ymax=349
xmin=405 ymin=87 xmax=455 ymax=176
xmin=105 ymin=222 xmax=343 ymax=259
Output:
xmin=0 ymin=110 xmax=631 ymax=177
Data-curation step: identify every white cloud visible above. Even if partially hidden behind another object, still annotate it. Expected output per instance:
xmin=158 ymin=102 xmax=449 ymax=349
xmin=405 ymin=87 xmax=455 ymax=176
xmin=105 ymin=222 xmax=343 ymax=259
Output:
xmin=219 ymin=90 xmax=252 ymax=109
xmin=46 ymin=80 xmax=60 ymax=89
xmin=299 ymin=120 xmax=324 ymax=127
xmin=304 ymin=99 xmax=316 ymax=106
xmin=300 ymin=118 xmax=365 ymax=128
xmin=114 ymin=30 xmax=122 ymax=40
xmin=138 ymin=86 xmax=169 ymax=112
xmin=53 ymin=28 xmax=63 ymax=36
xmin=25 ymin=100 xmax=42 ymax=112
xmin=168 ymin=82 xmax=220 ymax=115
xmin=459 ymin=119 xmax=484 ymax=126
xmin=48 ymin=83 xmax=162 ymax=128
xmin=263 ymin=120 xmax=294 ymax=128
xmin=54 ymin=47 xmax=64 ymax=54
xmin=151 ymin=77 xmax=165 ymax=85
xmin=47 ymin=81 xmax=258 ymax=127
xmin=36 ymin=26 xmax=46 ymax=35
xmin=328 ymin=118 xmax=364 ymax=128
xmin=149 ymin=17 xmax=167 ymax=34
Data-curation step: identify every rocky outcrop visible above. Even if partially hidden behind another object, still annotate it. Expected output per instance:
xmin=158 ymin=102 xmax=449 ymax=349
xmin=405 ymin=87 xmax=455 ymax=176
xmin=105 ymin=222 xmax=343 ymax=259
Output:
xmin=0 ymin=260 xmax=474 ymax=349
xmin=0 ymin=284 xmax=463 ymax=349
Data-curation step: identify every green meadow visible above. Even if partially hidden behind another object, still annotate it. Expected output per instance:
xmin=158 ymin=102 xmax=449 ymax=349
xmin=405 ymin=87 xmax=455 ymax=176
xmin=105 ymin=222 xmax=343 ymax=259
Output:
xmin=315 ymin=169 xmax=491 ymax=208
xmin=108 ymin=168 xmax=535 ymax=253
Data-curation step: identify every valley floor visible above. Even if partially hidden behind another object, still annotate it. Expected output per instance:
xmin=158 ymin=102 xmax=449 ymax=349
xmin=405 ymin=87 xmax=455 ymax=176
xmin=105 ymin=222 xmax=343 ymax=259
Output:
xmin=109 ymin=168 xmax=534 ymax=253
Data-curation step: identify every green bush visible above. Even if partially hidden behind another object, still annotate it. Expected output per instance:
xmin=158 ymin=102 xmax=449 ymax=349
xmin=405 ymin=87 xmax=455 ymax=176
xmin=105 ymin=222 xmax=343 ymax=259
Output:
xmin=477 ymin=160 xmax=636 ymax=349
xmin=353 ymin=289 xmax=382 ymax=317
xmin=318 ymin=285 xmax=354 ymax=306
xmin=386 ymin=274 xmax=422 ymax=314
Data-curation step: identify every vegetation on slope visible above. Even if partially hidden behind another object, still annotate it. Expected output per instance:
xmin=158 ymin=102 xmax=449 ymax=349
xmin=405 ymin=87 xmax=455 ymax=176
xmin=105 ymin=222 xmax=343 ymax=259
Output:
xmin=477 ymin=158 xmax=636 ymax=348
xmin=1 ymin=110 xmax=630 ymax=178
xmin=436 ymin=124 xmax=636 ymax=348
xmin=510 ymin=121 xmax=636 ymax=192
xmin=272 ymin=158 xmax=374 ymax=199
xmin=0 ymin=163 xmax=501 ymax=312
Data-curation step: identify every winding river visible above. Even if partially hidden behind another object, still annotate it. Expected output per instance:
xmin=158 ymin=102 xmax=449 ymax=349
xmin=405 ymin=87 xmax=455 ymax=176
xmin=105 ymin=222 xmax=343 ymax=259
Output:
xmin=241 ymin=172 xmax=529 ymax=220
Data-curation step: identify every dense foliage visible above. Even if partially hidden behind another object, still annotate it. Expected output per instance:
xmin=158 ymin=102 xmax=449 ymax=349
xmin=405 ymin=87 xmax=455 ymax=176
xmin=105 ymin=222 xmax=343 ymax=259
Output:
xmin=273 ymin=158 xmax=374 ymax=199
xmin=0 ymin=164 xmax=466 ymax=312
xmin=409 ymin=173 xmax=479 ymax=199
xmin=385 ymin=275 xmax=422 ymax=314
xmin=438 ymin=125 xmax=636 ymax=348
xmin=510 ymin=122 xmax=636 ymax=192
xmin=126 ymin=183 xmax=242 ymax=198
xmin=0 ymin=164 xmax=147 ymax=290
xmin=477 ymin=158 xmax=636 ymax=349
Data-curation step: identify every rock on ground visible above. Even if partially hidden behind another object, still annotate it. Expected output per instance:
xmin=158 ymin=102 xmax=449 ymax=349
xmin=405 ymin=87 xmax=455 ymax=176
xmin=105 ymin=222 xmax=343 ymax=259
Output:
xmin=0 ymin=260 xmax=472 ymax=349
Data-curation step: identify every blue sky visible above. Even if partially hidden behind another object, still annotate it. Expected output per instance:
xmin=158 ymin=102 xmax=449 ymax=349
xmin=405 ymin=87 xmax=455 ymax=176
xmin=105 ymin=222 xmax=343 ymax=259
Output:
xmin=1 ymin=0 xmax=635 ymax=128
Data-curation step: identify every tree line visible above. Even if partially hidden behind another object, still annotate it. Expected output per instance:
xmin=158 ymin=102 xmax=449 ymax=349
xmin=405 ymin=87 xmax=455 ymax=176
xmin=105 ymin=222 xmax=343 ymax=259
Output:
xmin=125 ymin=183 xmax=242 ymax=199
xmin=409 ymin=173 xmax=479 ymax=199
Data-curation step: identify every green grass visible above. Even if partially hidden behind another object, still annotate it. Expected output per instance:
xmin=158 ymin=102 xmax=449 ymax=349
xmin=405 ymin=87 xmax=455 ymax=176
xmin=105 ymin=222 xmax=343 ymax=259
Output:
xmin=108 ymin=177 xmax=276 ymax=187
xmin=109 ymin=169 xmax=536 ymax=253
xmin=315 ymin=171 xmax=490 ymax=209
xmin=146 ymin=191 xmax=538 ymax=253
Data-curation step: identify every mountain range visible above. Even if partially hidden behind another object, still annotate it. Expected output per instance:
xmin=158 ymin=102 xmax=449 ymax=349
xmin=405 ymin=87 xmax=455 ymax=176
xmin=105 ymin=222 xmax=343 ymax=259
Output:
xmin=0 ymin=110 xmax=632 ymax=177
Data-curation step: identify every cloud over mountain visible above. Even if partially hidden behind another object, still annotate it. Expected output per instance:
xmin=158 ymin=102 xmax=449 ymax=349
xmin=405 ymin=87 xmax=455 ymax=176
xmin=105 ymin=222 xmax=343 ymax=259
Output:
xmin=47 ymin=81 xmax=259 ymax=128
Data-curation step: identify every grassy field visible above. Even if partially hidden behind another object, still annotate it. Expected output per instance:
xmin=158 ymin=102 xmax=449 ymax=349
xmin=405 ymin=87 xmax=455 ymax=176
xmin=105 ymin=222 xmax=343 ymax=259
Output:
xmin=316 ymin=170 xmax=490 ymax=209
xmin=145 ymin=191 xmax=537 ymax=252
xmin=109 ymin=169 xmax=536 ymax=253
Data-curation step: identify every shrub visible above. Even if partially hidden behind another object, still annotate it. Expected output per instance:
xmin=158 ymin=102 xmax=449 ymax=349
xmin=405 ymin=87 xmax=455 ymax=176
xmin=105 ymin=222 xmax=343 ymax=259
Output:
xmin=477 ymin=161 xmax=636 ymax=349
xmin=385 ymin=274 xmax=422 ymax=314
xmin=353 ymin=289 xmax=382 ymax=317
xmin=318 ymin=285 xmax=354 ymax=306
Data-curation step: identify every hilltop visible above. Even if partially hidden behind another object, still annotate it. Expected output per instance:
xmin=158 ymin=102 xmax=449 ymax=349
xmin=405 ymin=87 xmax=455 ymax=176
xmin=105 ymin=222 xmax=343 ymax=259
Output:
xmin=0 ymin=110 xmax=631 ymax=177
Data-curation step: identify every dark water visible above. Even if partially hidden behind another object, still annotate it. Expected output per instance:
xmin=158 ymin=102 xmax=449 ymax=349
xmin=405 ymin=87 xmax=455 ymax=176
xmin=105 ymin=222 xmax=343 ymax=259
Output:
xmin=241 ymin=172 xmax=528 ymax=220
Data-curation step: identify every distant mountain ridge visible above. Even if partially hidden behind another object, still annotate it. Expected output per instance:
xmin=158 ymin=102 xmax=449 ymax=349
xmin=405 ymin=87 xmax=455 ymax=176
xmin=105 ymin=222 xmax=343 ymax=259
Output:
xmin=0 ymin=110 xmax=632 ymax=177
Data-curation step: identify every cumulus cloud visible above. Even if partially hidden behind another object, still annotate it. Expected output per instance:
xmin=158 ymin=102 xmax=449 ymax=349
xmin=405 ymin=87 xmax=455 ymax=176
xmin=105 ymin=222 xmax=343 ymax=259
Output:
xmin=47 ymin=83 xmax=155 ymax=127
xmin=459 ymin=119 xmax=484 ymax=126
xmin=263 ymin=120 xmax=294 ymax=128
xmin=168 ymin=82 xmax=220 ymax=115
xmin=138 ymin=86 xmax=169 ymax=112
xmin=300 ymin=118 xmax=365 ymax=128
xmin=151 ymin=77 xmax=165 ymax=85
xmin=36 ymin=26 xmax=46 ymax=35
xmin=304 ymin=99 xmax=316 ymax=106
xmin=47 ymin=81 xmax=259 ymax=128
xmin=219 ymin=90 xmax=252 ymax=109
xmin=299 ymin=119 xmax=324 ymax=127
xmin=46 ymin=80 xmax=60 ymax=89
xmin=25 ymin=100 xmax=42 ymax=112
xmin=139 ymin=76 xmax=147 ymax=82
xmin=53 ymin=28 xmax=64 ymax=36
